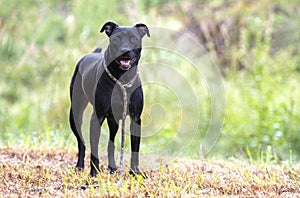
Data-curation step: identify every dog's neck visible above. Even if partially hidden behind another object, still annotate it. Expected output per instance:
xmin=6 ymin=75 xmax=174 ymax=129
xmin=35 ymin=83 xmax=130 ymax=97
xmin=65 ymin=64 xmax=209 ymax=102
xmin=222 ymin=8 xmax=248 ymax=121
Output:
xmin=106 ymin=61 xmax=139 ymax=84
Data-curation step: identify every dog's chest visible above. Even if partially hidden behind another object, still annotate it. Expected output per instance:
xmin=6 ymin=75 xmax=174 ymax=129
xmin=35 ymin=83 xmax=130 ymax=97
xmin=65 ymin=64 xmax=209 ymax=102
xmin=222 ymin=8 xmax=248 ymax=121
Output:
xmin=109 ymin=88 xmax=130 ymax=119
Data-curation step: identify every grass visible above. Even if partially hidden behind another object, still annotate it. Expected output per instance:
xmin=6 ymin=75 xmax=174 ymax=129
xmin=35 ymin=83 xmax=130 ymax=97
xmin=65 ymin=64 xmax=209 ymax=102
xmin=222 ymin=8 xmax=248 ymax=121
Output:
xmin=1 ymin=147 xmax=300 ymax=197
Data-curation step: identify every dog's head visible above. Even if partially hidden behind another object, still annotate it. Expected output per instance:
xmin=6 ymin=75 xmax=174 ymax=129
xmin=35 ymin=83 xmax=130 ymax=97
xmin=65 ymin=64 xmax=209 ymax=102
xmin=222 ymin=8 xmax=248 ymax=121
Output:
xmin=100 ymin=22 xmax=150 ymax=71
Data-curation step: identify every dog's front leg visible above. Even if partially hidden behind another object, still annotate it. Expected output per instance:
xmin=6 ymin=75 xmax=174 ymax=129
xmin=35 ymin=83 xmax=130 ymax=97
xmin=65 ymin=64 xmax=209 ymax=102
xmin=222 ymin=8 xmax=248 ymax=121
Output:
xmin=129 ymin=116 xmax=141 ymax=174
xmin=90 ymin=111 xmax=104 ymax=176
xmin=107 ymin=115 xmax=119 ymax=174
xmin=129 ymin=88 xmax=143 ymax=175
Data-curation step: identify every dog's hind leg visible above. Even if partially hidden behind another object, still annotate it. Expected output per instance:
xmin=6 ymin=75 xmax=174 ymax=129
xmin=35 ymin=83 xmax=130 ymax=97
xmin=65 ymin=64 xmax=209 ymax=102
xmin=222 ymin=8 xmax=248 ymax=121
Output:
xmin=89 ymin=111 xmax=104 ymax=176
xmin=69 ymin=65 xmax=88 ymax=170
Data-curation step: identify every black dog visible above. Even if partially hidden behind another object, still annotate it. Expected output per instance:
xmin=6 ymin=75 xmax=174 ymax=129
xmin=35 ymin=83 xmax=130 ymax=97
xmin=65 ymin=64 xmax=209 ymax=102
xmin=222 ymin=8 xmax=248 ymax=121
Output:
xmin=69 ymin=22 xmax=150 ymax=176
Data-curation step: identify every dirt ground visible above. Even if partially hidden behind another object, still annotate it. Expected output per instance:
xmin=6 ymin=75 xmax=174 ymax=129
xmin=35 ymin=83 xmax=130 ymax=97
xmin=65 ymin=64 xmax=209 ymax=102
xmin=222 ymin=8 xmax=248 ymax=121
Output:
xmin=1 ymin=147 xmax=300 ymax=197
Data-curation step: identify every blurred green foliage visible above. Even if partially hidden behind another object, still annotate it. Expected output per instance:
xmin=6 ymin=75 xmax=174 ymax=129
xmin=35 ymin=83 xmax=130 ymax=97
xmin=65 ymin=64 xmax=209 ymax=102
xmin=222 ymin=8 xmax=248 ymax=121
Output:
xmin=0 ymin=0 xmax=299 ymax=163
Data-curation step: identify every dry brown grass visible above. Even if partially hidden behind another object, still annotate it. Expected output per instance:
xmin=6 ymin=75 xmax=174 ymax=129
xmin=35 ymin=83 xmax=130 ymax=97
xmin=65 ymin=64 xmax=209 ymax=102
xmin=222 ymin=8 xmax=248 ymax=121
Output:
xmin=1 ymin=147 xmax=300 ymax=197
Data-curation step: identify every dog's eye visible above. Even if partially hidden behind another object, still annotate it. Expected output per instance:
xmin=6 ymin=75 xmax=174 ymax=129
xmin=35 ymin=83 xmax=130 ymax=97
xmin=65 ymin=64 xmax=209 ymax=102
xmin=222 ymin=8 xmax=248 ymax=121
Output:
xmin=131 ymin=36 xmax=138 ymax=43
xmin=111 ymin=36 xmax=120 ymax=44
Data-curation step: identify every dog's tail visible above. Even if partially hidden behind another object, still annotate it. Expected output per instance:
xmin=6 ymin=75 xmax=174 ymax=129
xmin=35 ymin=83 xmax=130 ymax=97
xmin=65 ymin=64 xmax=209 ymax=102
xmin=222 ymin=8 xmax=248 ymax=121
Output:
xmin=93 ymin=47 xmax=102 ymax=53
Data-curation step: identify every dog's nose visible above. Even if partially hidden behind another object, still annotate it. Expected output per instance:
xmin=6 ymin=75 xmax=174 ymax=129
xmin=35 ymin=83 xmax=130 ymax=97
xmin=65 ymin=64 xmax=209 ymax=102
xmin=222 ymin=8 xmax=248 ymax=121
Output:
xmin=120 ymin=48 xmax=131 ymax=53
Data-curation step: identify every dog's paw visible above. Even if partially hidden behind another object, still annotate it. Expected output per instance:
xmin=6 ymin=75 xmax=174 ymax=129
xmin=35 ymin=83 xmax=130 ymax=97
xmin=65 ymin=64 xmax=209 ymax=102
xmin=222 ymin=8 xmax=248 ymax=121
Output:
xmin=129 ymin=167 xmax=141 ymax=176
xmin=75 ymin=165 xmax=84 ymax=172
xmin=90 ymin=169 xmax=98 ymax=177
xmin=129 ymin=169 xmax=147 ymax=179
xmin=108 ymin=166 xmax=118 ymax=174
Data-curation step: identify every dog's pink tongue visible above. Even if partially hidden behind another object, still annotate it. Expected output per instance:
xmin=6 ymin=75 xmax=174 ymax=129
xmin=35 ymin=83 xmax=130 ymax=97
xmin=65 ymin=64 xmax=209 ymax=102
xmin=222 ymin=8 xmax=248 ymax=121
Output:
xmin=120 ymin=60 xmax=131 ymax=66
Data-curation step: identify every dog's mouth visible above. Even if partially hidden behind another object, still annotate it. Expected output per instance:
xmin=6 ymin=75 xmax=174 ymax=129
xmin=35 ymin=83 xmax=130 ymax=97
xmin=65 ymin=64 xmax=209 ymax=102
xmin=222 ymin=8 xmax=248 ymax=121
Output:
xmin=115 ymin=58 xmax=137 ymax=70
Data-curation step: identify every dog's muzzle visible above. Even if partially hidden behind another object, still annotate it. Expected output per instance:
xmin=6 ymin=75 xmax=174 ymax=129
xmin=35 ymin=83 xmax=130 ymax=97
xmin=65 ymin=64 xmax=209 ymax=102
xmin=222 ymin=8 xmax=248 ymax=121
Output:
xmin=115 ymin=57 xmax=137 ymax=70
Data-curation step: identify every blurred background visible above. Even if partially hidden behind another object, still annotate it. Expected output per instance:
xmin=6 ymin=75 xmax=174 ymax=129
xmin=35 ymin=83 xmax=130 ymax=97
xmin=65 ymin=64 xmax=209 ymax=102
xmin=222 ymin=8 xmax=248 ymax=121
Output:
xmin=0 ymin=0 xmax=299 ymax=163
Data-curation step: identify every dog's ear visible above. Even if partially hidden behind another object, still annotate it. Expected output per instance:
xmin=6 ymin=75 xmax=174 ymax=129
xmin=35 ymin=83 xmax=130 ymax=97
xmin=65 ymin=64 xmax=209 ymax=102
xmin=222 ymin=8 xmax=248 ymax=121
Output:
xmin=134 ymin=23 xmax=150 ymax=38
xmin=100 ymin=22 xmax=119 ymax=37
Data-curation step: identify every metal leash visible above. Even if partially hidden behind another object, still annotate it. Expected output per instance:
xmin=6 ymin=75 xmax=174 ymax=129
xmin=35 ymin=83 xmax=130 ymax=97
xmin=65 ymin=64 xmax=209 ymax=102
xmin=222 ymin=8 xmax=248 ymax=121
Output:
xmin=103 ymin=64 xmax=138 ymax=177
